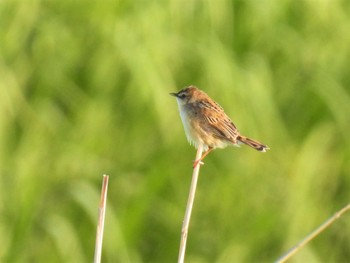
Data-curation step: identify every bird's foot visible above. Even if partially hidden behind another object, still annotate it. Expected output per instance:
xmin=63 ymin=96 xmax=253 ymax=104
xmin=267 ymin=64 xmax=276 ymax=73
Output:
xmin=193 ymin=159 xmax=204 ymax=168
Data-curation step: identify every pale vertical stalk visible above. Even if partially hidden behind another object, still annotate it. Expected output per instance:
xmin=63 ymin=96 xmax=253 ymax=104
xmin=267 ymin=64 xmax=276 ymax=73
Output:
xmin=276 ymin=203 xmax=350 ymax=263
xmin=94 ymin=174 xmax=109 ymax=263
xmin=178 ymin=144 xmax=204 ymax=263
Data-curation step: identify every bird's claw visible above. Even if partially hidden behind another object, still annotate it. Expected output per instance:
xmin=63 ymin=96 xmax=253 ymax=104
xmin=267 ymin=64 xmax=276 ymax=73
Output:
xmin=193 ymin=160 xmax=204 ymax=168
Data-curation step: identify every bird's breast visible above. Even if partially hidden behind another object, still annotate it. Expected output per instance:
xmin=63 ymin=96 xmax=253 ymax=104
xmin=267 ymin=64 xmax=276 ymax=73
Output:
xmin=176 ymin=102 xmax=205 ymax=149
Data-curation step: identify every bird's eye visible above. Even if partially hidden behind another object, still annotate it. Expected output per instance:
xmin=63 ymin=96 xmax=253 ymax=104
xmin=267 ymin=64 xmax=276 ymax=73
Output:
xmin=179 ymin=94 xmax=186 ymax=99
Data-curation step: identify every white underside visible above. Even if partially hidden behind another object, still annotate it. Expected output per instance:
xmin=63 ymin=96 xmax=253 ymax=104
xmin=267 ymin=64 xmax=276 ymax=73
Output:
xmin=176 ymin=99 xmax=204 ymax=150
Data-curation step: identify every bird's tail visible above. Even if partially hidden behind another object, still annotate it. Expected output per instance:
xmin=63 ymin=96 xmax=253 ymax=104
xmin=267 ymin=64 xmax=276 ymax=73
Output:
xmin=237 ymin=135 xmax=270 ymax=152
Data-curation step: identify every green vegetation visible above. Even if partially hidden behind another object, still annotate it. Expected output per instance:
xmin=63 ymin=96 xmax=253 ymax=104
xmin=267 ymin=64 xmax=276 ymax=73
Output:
xmin=1 ymin=0 xmax=350 ymax=262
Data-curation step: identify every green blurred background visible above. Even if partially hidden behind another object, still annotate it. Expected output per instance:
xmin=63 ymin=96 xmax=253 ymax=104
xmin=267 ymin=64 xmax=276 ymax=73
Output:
xmin=1 ymin=0 xmax=350 ymax=262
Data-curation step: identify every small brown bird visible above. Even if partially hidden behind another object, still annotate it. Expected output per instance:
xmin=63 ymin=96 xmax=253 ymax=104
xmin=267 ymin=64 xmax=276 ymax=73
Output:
xmin=170 ymin=85 xmax=269 ymax=167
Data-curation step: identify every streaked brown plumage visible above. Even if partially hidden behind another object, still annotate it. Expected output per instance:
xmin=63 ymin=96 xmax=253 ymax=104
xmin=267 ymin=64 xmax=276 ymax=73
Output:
xmin=170 ymin=85 xmax=269 ymax=166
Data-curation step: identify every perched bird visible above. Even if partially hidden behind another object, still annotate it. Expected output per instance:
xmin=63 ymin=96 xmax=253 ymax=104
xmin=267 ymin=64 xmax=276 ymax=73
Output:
xmin=170 ymin=85 xmax=269 ymax=167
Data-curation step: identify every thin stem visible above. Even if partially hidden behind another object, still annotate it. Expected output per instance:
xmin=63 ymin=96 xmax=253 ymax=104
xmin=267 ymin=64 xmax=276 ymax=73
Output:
xmin=276 ymin=203 xmax=350 ymax=263
xmin=178 ymin=144 xmax=204 ymax=263
xmin=94 ymin=174 xmax=110 ymax=263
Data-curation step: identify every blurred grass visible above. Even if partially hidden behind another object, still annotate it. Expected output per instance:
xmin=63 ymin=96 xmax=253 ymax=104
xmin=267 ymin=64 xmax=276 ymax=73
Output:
xmin=1 ymin=0 xmax=350 ymax=262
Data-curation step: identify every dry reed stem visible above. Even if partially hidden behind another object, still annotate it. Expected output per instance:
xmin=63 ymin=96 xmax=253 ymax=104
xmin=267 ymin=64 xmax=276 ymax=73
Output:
xmin=276 ymin=203 xmax=350 ymax=263
xmin=94 ymin=174 xmax=109 ymax=263
xmin=178 ymin=144 xmax=204 ymax=263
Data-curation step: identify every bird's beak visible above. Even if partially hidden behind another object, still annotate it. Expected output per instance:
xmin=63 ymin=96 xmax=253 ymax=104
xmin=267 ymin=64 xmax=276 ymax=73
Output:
xmin=169 ymin=92 xmax=178 ymax=97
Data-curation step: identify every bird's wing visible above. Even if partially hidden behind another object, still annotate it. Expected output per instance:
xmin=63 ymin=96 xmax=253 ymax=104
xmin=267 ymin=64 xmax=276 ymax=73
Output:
xmin=198 ymin=100 xmax=240 ymax=142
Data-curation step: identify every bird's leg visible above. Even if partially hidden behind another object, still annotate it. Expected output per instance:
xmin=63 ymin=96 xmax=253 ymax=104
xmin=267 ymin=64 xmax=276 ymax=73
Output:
xmin=193 ymin=147 xmax=213 ymax=168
